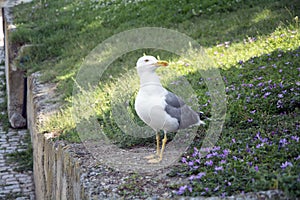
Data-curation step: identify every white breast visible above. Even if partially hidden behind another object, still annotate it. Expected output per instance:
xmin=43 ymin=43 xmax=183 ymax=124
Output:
xmin=135 ymin=86 xmax=179 ymax=132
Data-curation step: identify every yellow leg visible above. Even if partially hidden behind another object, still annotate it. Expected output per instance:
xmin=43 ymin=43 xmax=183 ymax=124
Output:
xmin=160 ymin=131 xmax=167 ymax=160
xmin=144 ymin=132 xmax=160 ymax=159
xmin=156 ymin=132 xmax=161 ymax=156
xmin=148 ymin=131 xmax=167 ymax=163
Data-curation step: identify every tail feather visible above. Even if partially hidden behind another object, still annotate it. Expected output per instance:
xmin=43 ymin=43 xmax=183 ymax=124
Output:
xmin=198 ymin=111 xmax=210 ymax=124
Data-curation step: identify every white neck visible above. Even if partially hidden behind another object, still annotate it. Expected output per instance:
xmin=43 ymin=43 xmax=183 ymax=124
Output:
xmin=139 ymin=71 xmax=162 ymax=87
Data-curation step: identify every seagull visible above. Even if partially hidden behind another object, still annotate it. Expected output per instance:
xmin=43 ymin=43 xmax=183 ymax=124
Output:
xmin=134 ymin=55 xmax=205 ymax=163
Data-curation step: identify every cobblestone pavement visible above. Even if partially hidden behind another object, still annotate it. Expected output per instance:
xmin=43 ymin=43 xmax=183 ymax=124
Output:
xmin=0 ymin=0 xmax=32 ymax=7
xmin=0 ymin=10 xmax=35 ymax=200
xmin=0 ymin=127 xmax=35 ymax=200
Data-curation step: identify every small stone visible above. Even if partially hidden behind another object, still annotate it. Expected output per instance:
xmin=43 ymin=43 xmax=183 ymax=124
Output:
xmin=4 ymin=184 xmax=18 ymax=190
xmin=12 ymin=187 xmax=22 ymax=193
xmin=2 ymin=174 xmax=13 ymax=179
xmin=9 ymin=137 xmax=20 ymax=142
xmin=6 ymin=180 xmax=19 ymax=185
xmin=9 ymin=112 xmax=26 ymax=128
xmin=16 ymin=197 xmax=27 ymax=200
xmin=0 ymin=189 xmax=10 ymax=194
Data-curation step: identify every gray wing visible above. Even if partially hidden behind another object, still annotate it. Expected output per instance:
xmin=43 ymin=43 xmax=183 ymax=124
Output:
xmin=164 ymin=91 xmax=200 ymax=129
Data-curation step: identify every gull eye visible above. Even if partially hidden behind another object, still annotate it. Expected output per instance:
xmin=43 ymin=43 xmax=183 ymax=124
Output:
xmin=144 ymin=59 xmax=149 ymax=62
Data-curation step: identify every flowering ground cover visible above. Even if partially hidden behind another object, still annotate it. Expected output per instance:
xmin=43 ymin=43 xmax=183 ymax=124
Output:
xmin=163 ymin=27 xmax=300 ymax=198
xmin=12 ymin=0 xmax=300 ymax=198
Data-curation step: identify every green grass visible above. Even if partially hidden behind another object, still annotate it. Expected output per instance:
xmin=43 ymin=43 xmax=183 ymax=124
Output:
xmin=12 ymin=0 xmax=298 ymax=97
xmin=12 ymin=0 xmax=300 ymax=198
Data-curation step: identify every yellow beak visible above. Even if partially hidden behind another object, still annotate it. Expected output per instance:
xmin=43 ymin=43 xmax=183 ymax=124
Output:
xmin=156 ymin=60 xmax=169 ymax=67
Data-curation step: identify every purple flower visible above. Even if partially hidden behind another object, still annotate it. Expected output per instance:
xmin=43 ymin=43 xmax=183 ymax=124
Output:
xmin=259 ymin=65 xmax=266 ymax=69
xmin=250 ymin=110 xmax=256 ymax=114
xmin=192 ymin=165 xmax=199 ymax=170
xmin=279 ymin=69 xmax=283 ymax=73
xmin=254 ymin=165 xmax=259 ymax=172
xmin=256 ymin=132 xmax=261 ymax=140
xmin=278 ymin=94 xmax=284 ymax=98
xmin=215 ymin=166 xmax=224 ymax=171
xmin=263 ymin=92 xmax=271 ymax=98
xmin=188 ymin=161 xmax=194 ymax=167
xmin=206 ymin=153 xmax=213 ymax=159
xmin=192 ymin=147 xmax=199 ymax=157
xmin=205 ymin=160 xmax=213 ymax=166
xmin=248 ymin=118 xmax=253 ymax=122
xmin=220 ymin=160 xmax=226 ymax=164
xmin=279 ymin=138 xmax=288 ymax=147
xmin=223 ymin=76 xmax=228 ymax=83
xmin=181 ymin=157 xmax=187 ymax=164
xmin=257 ymin=82 xmax=264 ymax=87
xmin=221 ymin=192 xmax=226 ymax=198
xmin=256 ymin=143 xmax=264 ymax=148
xmin=281 ymin=161 xmax=293 ymax=169
xmin=291 ymin=136 xmax=299 ymax=142
xmin=214 ymin=185 xmax=220 ymax=192
xmin=212 ymin=146 xmax=221 ymax=151
xmin=248 ymin=162 xmax=253 ymax=167
xmin=212 ymin=152 xmax=218 ymax=157
xmin=223 ymin=149 xmax=230 ymax=156
xmin=176 ymin=185 xmax=187 ymax=195
xmin=272 ymin=64 xmax=277 ymax=68
xmin=282 ymin=89 xmax=287 ymax=94
xmin=279 ymin=82 xmax=284 ymax=88
xmin=295 ymin=155 xmax=300 ymax=161
xmin=260 ymin=137 xmax=268 ymax=143
xmin=189 ymin=172 xmax=206 ymax=180
xmin=232 ymin=138 xmax=236 ymax=143
xmin=246 ymin=144 xmax=251 ymax=153
xmin=277 ymin=100 xmax=283 ymax=108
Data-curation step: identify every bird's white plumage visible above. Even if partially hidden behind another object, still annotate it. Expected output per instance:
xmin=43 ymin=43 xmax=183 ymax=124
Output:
xmin=135 ymin=82 xmax=179 ymax=132
xmin=135 ymin=56 xmax=203 ymax=133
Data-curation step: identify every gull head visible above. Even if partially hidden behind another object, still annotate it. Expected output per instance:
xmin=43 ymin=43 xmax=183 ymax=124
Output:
xmin=136 ymin=55 xmax=168 ymax=75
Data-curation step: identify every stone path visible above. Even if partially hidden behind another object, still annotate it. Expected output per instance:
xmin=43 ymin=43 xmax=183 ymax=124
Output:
xmin=0 ymin=0 xmax=32 ymax=7
xmin=0 ymin=8 xmax=35 ymax=200
xmin=0 ymin=127 xmax=35 ymax=200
